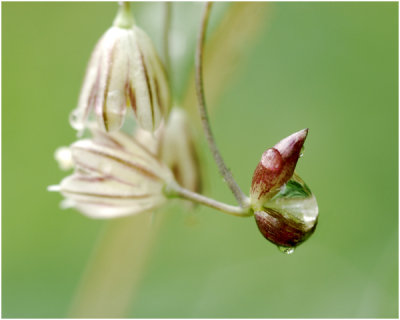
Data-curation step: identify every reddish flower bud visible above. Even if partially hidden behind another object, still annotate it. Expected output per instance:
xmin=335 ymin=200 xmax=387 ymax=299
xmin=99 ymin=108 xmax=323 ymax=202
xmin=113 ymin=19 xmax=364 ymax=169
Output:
xmin=250 ymin=129 xmax=308 ymax=207
xmin=249 ymin=129 xmax=318 ymax=253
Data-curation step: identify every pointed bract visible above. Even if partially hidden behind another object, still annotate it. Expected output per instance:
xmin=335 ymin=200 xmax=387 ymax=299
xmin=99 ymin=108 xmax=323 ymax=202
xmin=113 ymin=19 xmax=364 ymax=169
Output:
xmin=250 ymin=129 xmax=308 ymax=207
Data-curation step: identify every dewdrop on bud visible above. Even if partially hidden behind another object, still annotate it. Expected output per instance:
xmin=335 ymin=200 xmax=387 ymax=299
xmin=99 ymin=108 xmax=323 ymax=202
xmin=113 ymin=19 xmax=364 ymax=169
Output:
xmin=70 ymin=3 xmax=170 ymax=135
xmin=250 ymin=129 xmax=318 ymax=251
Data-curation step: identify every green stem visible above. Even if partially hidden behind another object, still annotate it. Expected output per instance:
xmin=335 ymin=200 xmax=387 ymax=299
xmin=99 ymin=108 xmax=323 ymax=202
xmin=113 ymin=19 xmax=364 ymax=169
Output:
xmin=113 ymin=2 xmax=134 ymax=29
xmin=165 ymin=182 xmax=252 ymax=217
xmin=195 ymin=2 xmax=250 ymax=208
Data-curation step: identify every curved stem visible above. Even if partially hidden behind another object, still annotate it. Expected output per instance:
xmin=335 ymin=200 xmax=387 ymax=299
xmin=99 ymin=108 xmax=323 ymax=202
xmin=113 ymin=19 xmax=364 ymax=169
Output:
xmin=195 ymin=2 xmax=249 ymax=208
xmin=162 ymin=2 xmax=172 ymax=78
xmin=165 ymin=182 xmax=252 ymax=217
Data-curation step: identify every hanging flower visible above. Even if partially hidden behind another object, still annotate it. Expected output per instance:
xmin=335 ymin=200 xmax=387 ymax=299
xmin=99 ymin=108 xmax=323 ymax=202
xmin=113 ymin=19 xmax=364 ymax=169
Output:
xmin=70 ymin=3 xmax=170 ymax=135
xmin=250 ymin=129 xmax=319 ymax=250
xmin=48 ymin=126 xmax=175 ymax=219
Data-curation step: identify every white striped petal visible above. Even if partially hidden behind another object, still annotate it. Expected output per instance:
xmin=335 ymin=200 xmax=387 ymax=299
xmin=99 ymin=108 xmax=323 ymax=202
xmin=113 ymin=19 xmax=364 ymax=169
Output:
xmin=59 ymin=174 xmax=161 ymax=206
xmin=89 ymin=126 xmax=159 ymax=161
xmin=70 ymin=139 xmax=166 ymax=189
xmin=51 ymin=128 xmax=174 ymax=219
xmin=70 ymin=35 xmax=103 ymax=134
xmin=97 ymin=28 xmax=130 ymax=131
xmin=70 ymin=23 xmax=169 ymax=134
xmin=75 ymin=197 xmax=164 ymax=219
xmin=59 ymin=174 xmax=165 ymax=219
xmin=135 ymin=27 xmax=169 ymax=117
xmin=129 ymin=26 xmax=169 ymax=132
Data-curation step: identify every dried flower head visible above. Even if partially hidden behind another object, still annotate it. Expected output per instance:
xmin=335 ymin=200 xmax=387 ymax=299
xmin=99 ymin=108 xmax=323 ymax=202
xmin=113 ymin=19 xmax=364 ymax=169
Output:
xmin=49 ymin=126 xmax=174 ymax=219
xmin=70 ymin=4 xmax=170 ymax=134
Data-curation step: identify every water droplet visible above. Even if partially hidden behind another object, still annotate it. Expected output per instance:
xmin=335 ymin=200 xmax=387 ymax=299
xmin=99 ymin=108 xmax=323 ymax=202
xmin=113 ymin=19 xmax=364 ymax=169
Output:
xmin=299 ymin=152 xmax=304 ymax=158
xmin=268 ymin=174 xmax=318 ymax=230
xmin=69 ymin=109 xmax=84 ymax=131
xmin=278 ymin=246 xmax=295 ymax=254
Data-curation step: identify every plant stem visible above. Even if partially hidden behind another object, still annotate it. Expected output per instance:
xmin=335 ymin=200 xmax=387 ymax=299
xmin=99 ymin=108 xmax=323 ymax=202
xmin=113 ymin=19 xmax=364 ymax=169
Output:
xmin=195 ymin=2 xmax=249 ymax=208
xmin=166 ymin=182 xmax=252 ymax=217
xmin=163 ymin=2 xmax=172 ymax=78
xmin=114 ymin=2 xmax=134 ymax=29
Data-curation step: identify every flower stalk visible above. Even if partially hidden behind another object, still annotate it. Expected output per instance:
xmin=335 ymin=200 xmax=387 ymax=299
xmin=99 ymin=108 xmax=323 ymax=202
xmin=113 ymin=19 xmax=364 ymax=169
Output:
xmin=165 ymin=181 xmax=252 ymax=217
xmin=195 ymin=2 xmax=249 ymax=208
xmin=113 ymin=2 xmax=134 ymax=29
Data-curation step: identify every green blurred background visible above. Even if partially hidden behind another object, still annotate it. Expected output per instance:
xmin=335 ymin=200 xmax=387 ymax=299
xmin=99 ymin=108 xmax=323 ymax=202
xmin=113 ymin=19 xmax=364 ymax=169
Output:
xmin=2 ymin=2 xmax=398 ymax=318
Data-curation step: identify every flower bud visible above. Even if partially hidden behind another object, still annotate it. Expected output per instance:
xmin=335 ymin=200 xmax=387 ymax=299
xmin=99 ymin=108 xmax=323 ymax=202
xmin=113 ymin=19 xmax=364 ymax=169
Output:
xmin=250 ymin=128 xmax=308 ymax=207
xmin=70 ymin=5 xmax=169 ymax=135
xmin=158 ymin=108 xmax=202 ymax=193
xmin=249 ymin=129 xmax=318 ymax=251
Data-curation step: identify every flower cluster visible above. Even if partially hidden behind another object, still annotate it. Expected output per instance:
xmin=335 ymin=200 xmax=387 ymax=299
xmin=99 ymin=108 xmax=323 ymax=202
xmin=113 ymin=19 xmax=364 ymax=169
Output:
xmin=50 ymin=2 xmax=318 ymax=252
xmin=50 ymin=4 xmax=199 ymax=219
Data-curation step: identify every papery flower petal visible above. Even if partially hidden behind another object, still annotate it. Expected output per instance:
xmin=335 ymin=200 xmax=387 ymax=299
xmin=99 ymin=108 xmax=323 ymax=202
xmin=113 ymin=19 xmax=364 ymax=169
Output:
xmin=96 ymin=28 xmax=130 ymax=131
xmin=59 ymin=174 xmax=162 ymax=205
xmin=59 ymin=174 xmax=165 ymax=219
xmin=129 ymin=26 xmax=169 ymax=131
xmin=70 ymin=139 xmax=167 ymax=188
xmin=75 ymin=200 xmax=162 ymax=219
xmin=70 ymin=37 xmax=103 ymax=134
xmin=89 ymin=125 xmax=160 ymax=164
xmin=135 ymin=27 xmax=169 ymax=118
xmin=70 ymin=22 xmax=169 ymax=135
xmin=52 ymin=126 xmax=174 ymax=219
